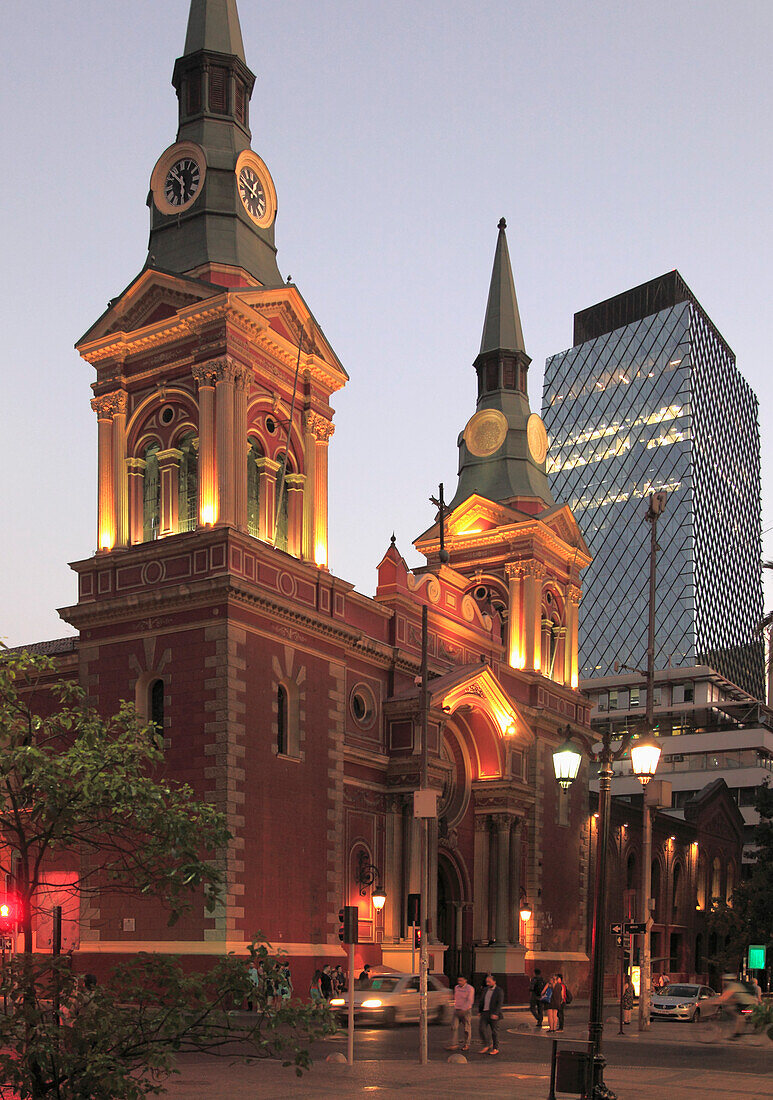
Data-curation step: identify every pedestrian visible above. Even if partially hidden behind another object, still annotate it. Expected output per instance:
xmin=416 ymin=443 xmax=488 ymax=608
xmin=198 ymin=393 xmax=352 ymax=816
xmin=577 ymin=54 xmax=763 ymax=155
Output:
xmin=359 ymin=964 xmax=372 ymax=984
xmin=622 ymin=976 xmax=635 ymax=1025
xmin=529 ymin=968 xmax=545 ymax=1028
xmin=547 ymin=974 xmax=563 ymax=1032
xmin=555 ymin=972 xmax=568 ymax=1031
xmin=540 ymin=975 xmax=556 ymax=1031
xmin=477 ymin=973 xmax=504 ymax=1055
xmin=320 ymin=965 xmax=333 ymax=1000
xmin=446 ymin=974 xmax=475 ymax=1051
xmin=246 ymin=960 xmax=261 ymax=1012
xmin=275 ymin=962 xmax=292 ymax=1008
xmin=309 ymin=968 xmax=324 ymax=1004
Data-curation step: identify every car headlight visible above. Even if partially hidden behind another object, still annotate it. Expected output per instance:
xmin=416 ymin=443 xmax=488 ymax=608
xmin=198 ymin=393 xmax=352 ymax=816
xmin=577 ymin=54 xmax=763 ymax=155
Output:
xmin=677 ymin=1004 xmax=689 ymax=1009
xmin=361 ymin=998 xmax=383 ymax=1009
xmin=330 ymin=998 xmax=345 ymax=1007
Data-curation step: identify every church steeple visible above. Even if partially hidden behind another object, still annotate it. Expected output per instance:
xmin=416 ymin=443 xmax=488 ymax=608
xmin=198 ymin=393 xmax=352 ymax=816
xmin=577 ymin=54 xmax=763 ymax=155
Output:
xmin=448 ymin=219 xmax=554 ymax=513
xmin=183 ymin=0 xmax=246 ymax=60
xmin=146 ymin=0 xmax=282 ymax=288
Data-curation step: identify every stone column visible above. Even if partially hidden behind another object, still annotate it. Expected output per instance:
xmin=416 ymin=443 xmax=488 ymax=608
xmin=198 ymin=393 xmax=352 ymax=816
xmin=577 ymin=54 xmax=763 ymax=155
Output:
xmin=157 ymin=448 xmax=182 ymax=536
xmin=509 ymin=819 xmax=521 ymax=943
xmin=192 ymin=364 xmax=218 ymax=526
xmin=303 ymin=412 xmax=334 ymax=567
xmin=506 ymin=563 xmax=524 ymax=669
xmin=493 ymin=813 xmax=513 ymax=944
xmin=127 ymin=458 xmax=146 ymax=545
xmin=215 ymin=359 xmax=237 ymax=528
xmin=473 ymin=815 xmax=490 ymax=941
xmin=112 ymin=392 xmax=129 ymax=549
xmin=285 ymin=473 xmax=305 ymax=558
xmin=554 ymin=626 xmax=567 ymax=685
xmin=233 ymin=366 xmax=250 ymax=532
xmin=384 ymin=800 xmax=403 ymax=942
xmin=427 ymin=817 xmax=439 ymax=943
xmin=566 ymin=585 xmax=581 ymax=689
xmin=91 ymin=393 xmax=125 ymax=552
xmin=302 ymin=412 xmax=317 ymax=562
xmin=523 ymin=563 xmax=546 ymax=673
xmin=256 ymin=457 xmax=280 ymax=542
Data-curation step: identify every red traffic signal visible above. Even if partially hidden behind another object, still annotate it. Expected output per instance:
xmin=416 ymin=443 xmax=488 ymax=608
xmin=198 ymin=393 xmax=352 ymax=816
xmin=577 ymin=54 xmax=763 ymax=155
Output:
xmin=0 ymin=899 xmax=18 ymax=935
xmin=413 ymin=926 xmax=421 ymax=949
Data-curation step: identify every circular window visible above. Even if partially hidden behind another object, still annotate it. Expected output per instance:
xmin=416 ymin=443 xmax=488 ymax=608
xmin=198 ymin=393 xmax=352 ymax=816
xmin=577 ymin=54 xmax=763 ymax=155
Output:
xmin=266 ymin=416 xmax=276 ymax=434
xmin=160 ymin=406 xmax=175 ymax=425
xmin=350 ymin=684 xmax=376 ymax=729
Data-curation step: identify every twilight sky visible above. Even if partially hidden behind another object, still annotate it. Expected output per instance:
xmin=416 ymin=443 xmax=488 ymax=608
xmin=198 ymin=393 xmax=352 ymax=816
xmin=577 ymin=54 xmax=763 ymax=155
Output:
xmin=1 ymin=0 xmax=771 ymax=648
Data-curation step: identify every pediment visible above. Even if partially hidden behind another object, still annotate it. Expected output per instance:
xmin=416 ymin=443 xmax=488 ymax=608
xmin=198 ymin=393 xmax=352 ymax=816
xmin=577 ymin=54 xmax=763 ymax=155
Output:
xmin=539 ymin=503 xmax=591 ymax=560
xmin=77 ymin=268 xmax=220 ymax=346
xmin=416 ymin=494 xmax=519 ymax=545
xmin=429 ymin=663 xmax=534 ymax=745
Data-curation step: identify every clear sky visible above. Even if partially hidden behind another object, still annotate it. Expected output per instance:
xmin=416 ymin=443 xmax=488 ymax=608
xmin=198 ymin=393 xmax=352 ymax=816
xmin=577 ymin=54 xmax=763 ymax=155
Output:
xmin=1 ymin=0 xmax=771 ymax=648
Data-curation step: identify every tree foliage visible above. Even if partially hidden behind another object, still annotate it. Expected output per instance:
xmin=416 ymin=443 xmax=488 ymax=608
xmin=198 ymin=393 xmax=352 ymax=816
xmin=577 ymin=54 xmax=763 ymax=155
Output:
xmin=0 ymin=648 xmax=333 ymax=1098
xmin=708 ymin=780 xmax=773 ymax=973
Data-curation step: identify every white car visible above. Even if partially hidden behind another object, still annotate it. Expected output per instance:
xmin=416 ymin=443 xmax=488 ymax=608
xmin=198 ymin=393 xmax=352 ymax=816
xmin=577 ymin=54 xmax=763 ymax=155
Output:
xmin=650 ymin=983 xmax=720 ymax=1022
xmin=330 ymin=971 xmax=453 ymax=1027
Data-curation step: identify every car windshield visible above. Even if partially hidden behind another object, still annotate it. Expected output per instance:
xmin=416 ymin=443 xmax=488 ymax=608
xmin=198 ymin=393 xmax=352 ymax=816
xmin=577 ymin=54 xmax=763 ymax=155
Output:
xmin=367 ymin=977 xmax=400 ymax=992
xmin=662 ymin=985 xmax=699 ymax=998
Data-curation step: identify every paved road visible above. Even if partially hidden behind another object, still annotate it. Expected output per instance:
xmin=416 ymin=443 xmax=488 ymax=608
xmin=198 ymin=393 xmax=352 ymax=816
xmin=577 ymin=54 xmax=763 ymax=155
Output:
xmin=161 ymin=1006 xmax=773 ymax=1098
xmin=312 ymin=1005 xmax=773 ymax=1076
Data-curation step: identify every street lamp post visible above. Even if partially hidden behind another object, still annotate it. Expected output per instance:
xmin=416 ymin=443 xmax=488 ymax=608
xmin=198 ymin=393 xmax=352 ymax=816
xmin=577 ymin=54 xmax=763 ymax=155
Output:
xmin=553 ymin=726 xmax=659 ymax=1100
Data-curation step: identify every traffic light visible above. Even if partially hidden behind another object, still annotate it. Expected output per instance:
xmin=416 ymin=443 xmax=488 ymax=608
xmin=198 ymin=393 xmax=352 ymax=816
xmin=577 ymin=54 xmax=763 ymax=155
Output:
xmin=413 ymin=926 xmax=421 ymax=949
xmin=407 ymin=893 xmax=420 ymax=926
xmin=0 ymin=899 xmax=17 ymax=935
xmin=338 ymin=905 xmax=358 ymax=944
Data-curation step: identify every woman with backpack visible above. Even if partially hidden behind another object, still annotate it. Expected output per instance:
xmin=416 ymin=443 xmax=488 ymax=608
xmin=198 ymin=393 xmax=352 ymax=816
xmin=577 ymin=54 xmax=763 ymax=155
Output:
xmin=540 ymin=976 xmax=556 ymax=1031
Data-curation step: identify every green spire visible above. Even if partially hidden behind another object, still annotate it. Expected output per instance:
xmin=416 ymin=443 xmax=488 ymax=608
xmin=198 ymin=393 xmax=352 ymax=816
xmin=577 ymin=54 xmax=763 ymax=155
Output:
xmin=184 ymin=0 xmax=246 ymax=62
xmin=447 ymin=219 xmax=554 ymax=513
xmin=479 ymin=218 xmax=526 ymax=355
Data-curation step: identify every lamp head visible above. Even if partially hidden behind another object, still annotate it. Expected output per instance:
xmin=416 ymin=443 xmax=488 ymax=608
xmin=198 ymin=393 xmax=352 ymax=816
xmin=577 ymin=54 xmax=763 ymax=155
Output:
xmin=553 ymin=735 xmax=582 ymax=791
xmin=371 ymin=888 xmax=386 ymax=912
xmin=631 ymin=732 xmax=661 ymax=785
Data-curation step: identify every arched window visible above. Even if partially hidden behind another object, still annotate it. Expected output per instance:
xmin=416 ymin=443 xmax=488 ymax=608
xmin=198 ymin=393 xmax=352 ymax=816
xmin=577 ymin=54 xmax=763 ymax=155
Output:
xmin=150 ymin=678 xmax=164 ymax=738
xmin=726 ymin=863 xmax=735 ymax=907
xmin=696 ymin=857 xmax=707 ymax=910
xmin=143 ymin=443 xmax=160 ymax=542
xmin=277 ymin=684 xmax=288 ymax=755
xmin=626 ymin=852 xmax=637 ymax=890
xmin=672 ymin=862 xmax=683 ymax=922
xmin=710 ymin=857 xmax=721 ymax=906
xmin=651 ymin=859 xmax=661 ymax=922
xmin=247 ymin=439 xmax=262 ymax=538
xmin=275 ymin=678 xmax=301 ymax=758
xmin=178 ymin=433 xmax=198 ymax=532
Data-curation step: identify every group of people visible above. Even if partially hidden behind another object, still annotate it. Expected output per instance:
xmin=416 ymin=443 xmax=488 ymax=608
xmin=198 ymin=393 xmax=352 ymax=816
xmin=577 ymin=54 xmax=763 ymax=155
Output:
xmin=309 ymin=963 xmax=348 ymax=1003
xmin=446 ymin=973 xmax=506 ymax=1056
xmin=528 ymin=969 xmax=571 ymax=1032
xmin=245 ymin=960 xmax=292 ymax=1011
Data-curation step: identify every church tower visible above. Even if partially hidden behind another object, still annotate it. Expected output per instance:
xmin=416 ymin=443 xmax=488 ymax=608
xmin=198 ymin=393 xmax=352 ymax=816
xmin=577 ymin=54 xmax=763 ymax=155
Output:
xmin=75 ymin=0 xmax=346 ymax=566
xmin=416 ymin=221 xmax=590 ymax=688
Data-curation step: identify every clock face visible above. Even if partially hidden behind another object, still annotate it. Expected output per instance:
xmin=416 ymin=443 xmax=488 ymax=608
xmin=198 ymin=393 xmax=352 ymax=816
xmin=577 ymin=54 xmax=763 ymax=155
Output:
xmin=527 ymin=413 xmax=549 ymax=465
xmin=164 ymin=157 xmax=201 ymax=208
xmin=238 ymin=166 xmax=266 ymax=221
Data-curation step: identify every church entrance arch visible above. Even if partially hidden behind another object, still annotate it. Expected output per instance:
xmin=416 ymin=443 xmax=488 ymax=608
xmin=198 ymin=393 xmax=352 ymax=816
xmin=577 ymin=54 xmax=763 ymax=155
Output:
xmin=437 ymin=849 xmax=471 ymax=983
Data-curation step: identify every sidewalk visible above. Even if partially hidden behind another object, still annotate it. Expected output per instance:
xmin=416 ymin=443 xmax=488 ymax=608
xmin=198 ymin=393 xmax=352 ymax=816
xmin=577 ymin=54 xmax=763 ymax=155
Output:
xmin=162 ymin=1056 xmax=773 ymax=1099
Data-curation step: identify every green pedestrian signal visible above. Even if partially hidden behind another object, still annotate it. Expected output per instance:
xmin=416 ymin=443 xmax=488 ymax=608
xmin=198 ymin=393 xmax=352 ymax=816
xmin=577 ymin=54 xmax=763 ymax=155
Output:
xmin=748 ymin=945 xmax=766 ymax=970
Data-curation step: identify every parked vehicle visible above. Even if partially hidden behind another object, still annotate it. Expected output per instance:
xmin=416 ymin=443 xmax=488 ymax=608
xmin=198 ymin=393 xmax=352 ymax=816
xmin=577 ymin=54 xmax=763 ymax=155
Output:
xmin=651 ymin=983 xmax=720 ymax=1022
xmin=330 ymin=971 xmax=452 ymax=1026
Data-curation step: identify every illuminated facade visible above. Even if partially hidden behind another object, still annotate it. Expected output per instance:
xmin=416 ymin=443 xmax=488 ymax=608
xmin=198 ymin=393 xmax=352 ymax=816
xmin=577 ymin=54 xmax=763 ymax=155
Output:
xmin=542 ymin=271 xmax=764 ymax=698
xmin=21 ymin=0 xmax=602 ymax=1000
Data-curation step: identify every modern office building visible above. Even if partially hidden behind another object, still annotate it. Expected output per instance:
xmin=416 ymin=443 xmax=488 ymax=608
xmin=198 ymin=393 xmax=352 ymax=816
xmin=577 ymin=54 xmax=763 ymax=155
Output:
xmin=582 ymin=664 xmax=773 ymax=862
xmin=542 ymin=271 xmax=765 ymax=699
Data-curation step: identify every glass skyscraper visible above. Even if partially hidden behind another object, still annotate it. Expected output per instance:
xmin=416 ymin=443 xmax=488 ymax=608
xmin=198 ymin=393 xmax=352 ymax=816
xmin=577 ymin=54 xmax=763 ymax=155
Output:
xmin=542 ymin=271 xmax=764 ymax=698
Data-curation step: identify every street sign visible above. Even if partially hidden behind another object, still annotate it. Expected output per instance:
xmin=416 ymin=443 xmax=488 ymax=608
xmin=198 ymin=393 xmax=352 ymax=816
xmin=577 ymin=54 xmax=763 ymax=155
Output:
xmin=610 ymin=923 xmax=624 ymax=935
xmin=626 ymin=922 xmax=647 ymax=935
xmin=615 ymin=936 xmax=622 ymax=947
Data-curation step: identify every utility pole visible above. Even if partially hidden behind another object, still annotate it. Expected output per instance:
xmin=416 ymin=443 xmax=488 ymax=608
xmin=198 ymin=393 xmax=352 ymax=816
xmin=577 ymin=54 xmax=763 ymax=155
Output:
xmin=418 ymin=604 xmax=429 ymax=1065
xmin=639 ymin=490 xmax=666 ymax=1032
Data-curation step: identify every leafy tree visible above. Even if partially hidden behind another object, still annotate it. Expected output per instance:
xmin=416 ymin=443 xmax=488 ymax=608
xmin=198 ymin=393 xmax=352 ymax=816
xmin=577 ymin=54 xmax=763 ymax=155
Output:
xmin=0 ymin=648 xmax=333 ymax=1098
xmin=708 ymin=781 xmax=773 ymax=976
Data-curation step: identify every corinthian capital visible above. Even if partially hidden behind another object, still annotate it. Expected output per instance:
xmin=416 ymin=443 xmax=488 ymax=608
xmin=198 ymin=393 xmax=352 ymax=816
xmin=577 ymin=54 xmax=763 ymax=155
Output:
xmin=90 ymin=391 xmax=128 ymax=420
xmin=567 ymin=584 xmax=582 ymax=606
xmin=304 ymin=411 xmax=335 ymax=442
xmin=192 ymin=356 xmax=242 ymax=387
